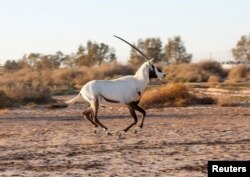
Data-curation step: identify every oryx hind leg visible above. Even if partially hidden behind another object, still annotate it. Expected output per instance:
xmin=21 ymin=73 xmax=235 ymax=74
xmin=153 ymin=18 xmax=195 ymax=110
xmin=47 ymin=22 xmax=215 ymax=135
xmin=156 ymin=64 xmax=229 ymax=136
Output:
xmin=91 ymin=98 xmax=111 ymax=135
xmin=82 ymin=107 xmax=98 ymax=127
xmin=82 ymin=107 xmax=99 ymax=134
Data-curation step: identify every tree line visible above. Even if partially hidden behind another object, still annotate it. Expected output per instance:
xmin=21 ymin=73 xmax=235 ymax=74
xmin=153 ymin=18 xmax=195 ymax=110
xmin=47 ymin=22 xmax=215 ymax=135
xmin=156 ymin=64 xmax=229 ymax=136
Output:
xmin=3 ymin=34 xmax=250 ymax=71
xmin=129 ymin=36 xmax=192 ymax=65
xmin=4 ymin=41 xmax=116 ymax=71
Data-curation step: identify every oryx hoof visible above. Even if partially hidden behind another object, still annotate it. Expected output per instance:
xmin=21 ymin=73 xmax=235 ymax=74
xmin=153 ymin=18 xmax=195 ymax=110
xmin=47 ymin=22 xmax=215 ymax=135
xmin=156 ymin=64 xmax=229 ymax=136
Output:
xmin=118 ymin=130 xmax=126 ymax=139
xmin=134 ymin=127 xmax=141 ymax=134
xmin=92 ymin=127 xmax=99 ymax=135
xmin=106 ymin=131 xmax=112 ymax=136
xmin=105 ymin=129 xmax=112 ymax=136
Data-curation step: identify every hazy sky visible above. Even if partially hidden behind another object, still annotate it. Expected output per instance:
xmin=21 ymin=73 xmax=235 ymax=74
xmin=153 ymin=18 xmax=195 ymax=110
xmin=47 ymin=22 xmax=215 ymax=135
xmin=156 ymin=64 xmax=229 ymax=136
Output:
xmin=0 ymin=0 xmax=250 ymax=64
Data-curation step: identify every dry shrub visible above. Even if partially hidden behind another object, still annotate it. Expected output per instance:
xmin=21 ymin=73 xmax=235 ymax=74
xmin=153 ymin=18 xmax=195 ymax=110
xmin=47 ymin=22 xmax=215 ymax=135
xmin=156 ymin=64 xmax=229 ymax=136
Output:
xmin=0 ymin=68 xmax=54 ymax=89
xmin=140 ymin=83 xmax=215 ymax=109
xmin=192 ymin=96 xmax=215 ymax=105
xmin=52 ymin=63 xmax=134 ymax=89
xmin=1 ymin=84 xmax=54 ymax=107
xmin=0 ymin=63 xmax=134 ymax=106
xmin=0 ymin=109 xmax=8 ymax=116
xmin=0 ymin=68 xmax=54 ymax=107
xmin=198 ymin=60 xmax=226 ymax=78
xmin=0 ymin=63 xmax=134 ymax=92
xmin=164 ymin=63 xmax=203 ymax=82
xmin=216 ymin=96 xmax=237 ymax=107
xmin=0 ymin=90 xmax=15 ymax=108
xmin=52 ymin=67 xmax=91 ymax=88
xmin=226 ymin=65 xmax=250 ymax=83
xmin=163 ymin=60 xmax=226 ymax=83
xmin=208 ymin=75 xmax=220 ymax=87
xmin=92 ymin=63 xmax=134 ymax=79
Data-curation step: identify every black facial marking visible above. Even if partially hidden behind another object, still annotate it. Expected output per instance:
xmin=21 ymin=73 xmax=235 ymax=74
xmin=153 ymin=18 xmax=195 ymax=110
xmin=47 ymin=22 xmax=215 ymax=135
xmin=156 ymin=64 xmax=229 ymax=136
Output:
xmin=149 ymin=64 xmax=157 ymax=79
xmin=149 ymin=65 xmax=163 ymax=79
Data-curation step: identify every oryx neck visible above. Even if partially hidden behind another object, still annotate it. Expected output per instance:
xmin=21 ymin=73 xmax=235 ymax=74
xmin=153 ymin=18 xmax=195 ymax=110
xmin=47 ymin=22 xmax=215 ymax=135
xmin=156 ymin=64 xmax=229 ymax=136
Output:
xmin=134 ymin=63 xmax=150 ymax=84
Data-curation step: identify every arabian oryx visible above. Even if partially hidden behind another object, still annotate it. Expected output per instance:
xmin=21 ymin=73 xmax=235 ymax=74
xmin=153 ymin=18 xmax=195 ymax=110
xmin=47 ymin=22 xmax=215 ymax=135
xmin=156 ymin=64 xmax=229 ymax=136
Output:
xmin=51 ymin=36 xmax=165 ymax=136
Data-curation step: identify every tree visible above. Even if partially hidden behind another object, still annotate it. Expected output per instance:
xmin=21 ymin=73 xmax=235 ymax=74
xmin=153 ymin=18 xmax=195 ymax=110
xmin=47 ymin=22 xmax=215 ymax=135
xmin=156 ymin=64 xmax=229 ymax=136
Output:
xmin=143 ymin=38 xmax=163 ymax=62
xmin=164 ymin=36 xmax=192 ymax=64
xmin=75 ymin=41 xmax=116 ymax=67
xmin=75 ymin=45 xmax=88 ymax=66
xmin=49 ymin=51 xmax=63 ymax=69
xmin=61 ymin=53 xmax=76 ymax=68
xmin=232 ymin=35 xmax=250 ymax=61
xmin=17 ymin=54 xmax=30 ymax=69
xmin=129 ymin=46 xmax=145 ymax=66
xmin=86 ymin=41 xmax=98 ymax=66
xmin=36 ymin=55 xmax=53 ymax=69
xmin=96 ymin=43 xmax=109 ymax=65
xmin=105 ymin=47 xmax=116 ymax=63
xmin=129 ymin=38 xmax=163 ymax=65
xmin=27 ymin=53 xmax=40 ymax=68
xmin=4 ymin=60 xmax=19 ymax=71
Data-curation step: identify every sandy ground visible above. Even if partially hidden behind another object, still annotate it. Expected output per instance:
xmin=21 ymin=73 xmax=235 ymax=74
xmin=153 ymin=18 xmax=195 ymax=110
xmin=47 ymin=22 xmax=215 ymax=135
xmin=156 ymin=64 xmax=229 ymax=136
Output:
xmin=0 ymin=104 xmax=249 ymax=177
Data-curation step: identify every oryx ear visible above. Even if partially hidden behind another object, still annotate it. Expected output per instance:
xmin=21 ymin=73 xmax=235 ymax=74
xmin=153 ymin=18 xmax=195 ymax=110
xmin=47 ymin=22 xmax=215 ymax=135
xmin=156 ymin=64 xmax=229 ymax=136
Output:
xmin=148 ymin=58 xmax=154 ymax=64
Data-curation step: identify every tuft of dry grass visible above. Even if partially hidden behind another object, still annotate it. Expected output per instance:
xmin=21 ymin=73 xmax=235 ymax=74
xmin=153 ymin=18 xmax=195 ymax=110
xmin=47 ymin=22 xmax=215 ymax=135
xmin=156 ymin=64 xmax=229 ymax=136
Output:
xmin=140 ymin=83 xmax=215 ymax=109
xmin=208 ymin=75 xmax=220 ymax=87
xmin=0 ymin=109 xmax=8 ymax=116
xmin=216 ymin=96 xmax=237 ymax=107
xmin=226 ymin=64 xmax=250 ymax=83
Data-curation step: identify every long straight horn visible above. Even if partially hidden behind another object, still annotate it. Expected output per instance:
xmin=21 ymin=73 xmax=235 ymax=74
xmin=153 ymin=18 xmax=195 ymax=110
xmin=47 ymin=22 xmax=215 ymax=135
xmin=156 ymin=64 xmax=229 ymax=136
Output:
xmin=114 ymin=35 xmax=149 ymax=61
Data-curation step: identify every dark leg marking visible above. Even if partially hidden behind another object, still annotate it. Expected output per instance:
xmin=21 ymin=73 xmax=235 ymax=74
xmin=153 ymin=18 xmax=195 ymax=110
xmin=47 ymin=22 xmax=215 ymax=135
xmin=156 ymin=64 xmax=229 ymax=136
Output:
xmin=123 ymin=104 xmax=138 ymax=132
xmin=82 ymin=108 xmax=98 ymax=127
xmin=100 ymin=94 xmax=120 ymax=103
xmin=92 ymin=98 xmax=109 ymax=130
xmin=130 ymin=102 xmax=146 ymax=128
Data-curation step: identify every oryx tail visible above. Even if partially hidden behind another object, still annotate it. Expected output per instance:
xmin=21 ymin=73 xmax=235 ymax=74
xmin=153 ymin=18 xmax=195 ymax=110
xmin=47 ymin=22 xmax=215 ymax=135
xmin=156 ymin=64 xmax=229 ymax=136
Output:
xmin=65 ymin=93 xmax=81 ymax=105
xmin=46 ymin=93 xmax=81 ymax=109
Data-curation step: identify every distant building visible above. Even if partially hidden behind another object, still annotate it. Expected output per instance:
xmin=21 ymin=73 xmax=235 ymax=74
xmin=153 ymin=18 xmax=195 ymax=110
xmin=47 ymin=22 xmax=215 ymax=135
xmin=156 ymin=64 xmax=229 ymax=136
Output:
xmin=221 ymin=60 xmax=250 ymax=69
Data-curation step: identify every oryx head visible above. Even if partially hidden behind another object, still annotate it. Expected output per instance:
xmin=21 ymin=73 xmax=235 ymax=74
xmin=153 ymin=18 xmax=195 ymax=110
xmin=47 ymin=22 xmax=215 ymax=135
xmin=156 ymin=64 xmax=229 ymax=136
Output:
xmin=114 ymin=35 xmax=166 ymax=80
xmin=147 ymin=58 xmax=165 ymax=79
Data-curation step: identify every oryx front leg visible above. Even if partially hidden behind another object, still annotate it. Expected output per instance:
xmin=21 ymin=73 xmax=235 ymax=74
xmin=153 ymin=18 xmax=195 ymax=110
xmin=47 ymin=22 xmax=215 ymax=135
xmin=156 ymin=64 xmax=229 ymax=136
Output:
xmin=131 ymin=102 xmax=146 ymax=129
xmin=123 ymin=104 xmax=138 ymax=132
xmin=91 ymin=98 xmax=111 ymax=135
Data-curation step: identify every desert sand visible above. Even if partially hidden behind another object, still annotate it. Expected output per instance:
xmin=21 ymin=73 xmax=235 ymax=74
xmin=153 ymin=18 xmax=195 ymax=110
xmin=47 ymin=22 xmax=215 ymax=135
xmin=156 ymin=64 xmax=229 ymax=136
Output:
xmin=0 ymin=103 xmax=249 ymax=177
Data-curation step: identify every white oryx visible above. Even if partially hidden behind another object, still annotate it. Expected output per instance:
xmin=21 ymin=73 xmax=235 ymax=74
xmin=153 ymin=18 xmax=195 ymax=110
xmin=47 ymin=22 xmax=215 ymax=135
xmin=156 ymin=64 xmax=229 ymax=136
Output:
xmin=51 ymin=36 xmax=165 ymax=135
